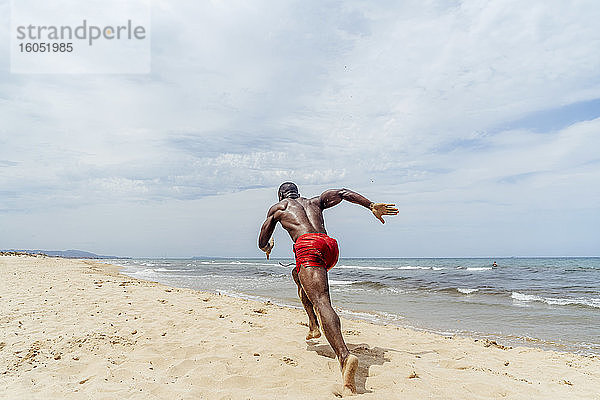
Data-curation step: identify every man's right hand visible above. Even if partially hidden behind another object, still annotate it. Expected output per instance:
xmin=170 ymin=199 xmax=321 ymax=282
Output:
xmin=370 ymin=203 xmax=399 ymax=224
xmin=261 ymin=237 xmax=274 ymax=259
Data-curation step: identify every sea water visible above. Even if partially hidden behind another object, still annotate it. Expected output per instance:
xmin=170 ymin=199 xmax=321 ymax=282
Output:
xmin=113 ymin=257 xmax=600 ymax=355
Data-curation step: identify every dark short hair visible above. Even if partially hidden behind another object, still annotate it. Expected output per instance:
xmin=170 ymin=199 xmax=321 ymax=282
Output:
xmin=278 ymin=182 xmax=299 ymax=200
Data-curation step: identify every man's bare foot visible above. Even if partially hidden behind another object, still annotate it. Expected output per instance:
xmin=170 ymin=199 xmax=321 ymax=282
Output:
xmin=306 ymin=329 xmax=321 ymax=340
xmin=341 ymin=354 xmax=358 ymax=396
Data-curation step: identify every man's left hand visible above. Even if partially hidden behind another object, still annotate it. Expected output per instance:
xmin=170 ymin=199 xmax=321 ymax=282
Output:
xmin=370 ymin=203 xmax=399 ymax=224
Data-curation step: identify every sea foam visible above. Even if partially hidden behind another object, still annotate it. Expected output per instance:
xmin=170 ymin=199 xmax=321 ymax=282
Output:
xmin=329 ymin=280 xmax=356 ymax=285
xmin=457 ymin=288 xmax=479 ymax=294
xmin=512 ymin=292 xmax=600 ymax=308
xmin=336 ymin=265 xmax=393 ymax=270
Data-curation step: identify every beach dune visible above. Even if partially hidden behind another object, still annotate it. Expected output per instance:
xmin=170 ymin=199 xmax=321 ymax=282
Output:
xmin=1 ymin=255 xmax=599 ymax=399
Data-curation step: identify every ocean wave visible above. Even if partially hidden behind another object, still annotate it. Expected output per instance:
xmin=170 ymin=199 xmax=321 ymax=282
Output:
xmin=398 ymin=266 xmax=432 ymax=270
xmin=336 ymin=309 xmax=379 ymax=320
xmin=466 ymin=267 xmax=492 ymax=271
xmin=336 ymin=309 xmax=404 ymax=323
xmin=129 ymin=268 xmax=159 ymax=278
xmin=511 ymin=292 xmax=542 ymax=302
xmin=212 ymin=289 xmax=280 ymax=305
xmin=154 ymin=268 xmax=186 ymax=272
xmin=100 ymin=260 xmax=128 ymax=267
xmin=329 ymin=280 xmax=356 ymax=285
xmin=385 ymin=287 xmax=405 ymax=294
xmin=330 ymin=280 xmax=389 ymax=289
xmin=457 ymin=288 xmax=479 ymax=294
xmin=215 ymin=262 xmax=276 ymax=267
xmin=352 ymin=281 xmax=388 ymax=290
xmin=253 ymin=271 xmax=279 ymax=278
xmin=511 ymin=292 xmax=600 ymax=308
xmin=336 ymin=265 xmax=394 ymax=270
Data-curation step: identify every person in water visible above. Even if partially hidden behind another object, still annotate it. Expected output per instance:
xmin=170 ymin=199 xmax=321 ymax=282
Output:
xmin=258 ymin=182 xmax=398 ymax=395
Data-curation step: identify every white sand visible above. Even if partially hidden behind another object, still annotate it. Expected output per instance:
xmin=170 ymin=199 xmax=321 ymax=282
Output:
xmin=1 ymin=255 xmax=599 ymax=399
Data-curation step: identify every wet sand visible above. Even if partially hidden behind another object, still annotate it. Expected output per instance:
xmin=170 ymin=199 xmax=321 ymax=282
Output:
xmin=1 ymin=255 xmax=599 ymax=399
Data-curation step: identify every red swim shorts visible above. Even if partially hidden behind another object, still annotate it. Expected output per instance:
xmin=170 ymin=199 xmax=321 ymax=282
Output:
xmin=293 ymin=233 xmax=339 ymax=273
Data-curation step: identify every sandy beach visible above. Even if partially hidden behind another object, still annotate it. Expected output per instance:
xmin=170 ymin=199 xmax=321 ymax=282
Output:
xmin=1 ymin=255 xmax=599 ymax=399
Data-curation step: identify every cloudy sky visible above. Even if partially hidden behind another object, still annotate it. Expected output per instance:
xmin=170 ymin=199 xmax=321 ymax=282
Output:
xmin=1 ymin=0 xmax=599 ymax=257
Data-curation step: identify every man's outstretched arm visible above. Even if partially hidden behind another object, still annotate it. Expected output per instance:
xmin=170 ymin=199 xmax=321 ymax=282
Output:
xmin=318 ymin=188 xmax=399 ymax=224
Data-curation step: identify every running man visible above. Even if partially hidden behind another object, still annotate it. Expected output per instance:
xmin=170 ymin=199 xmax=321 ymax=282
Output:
xmin=258 ymin=182 xmax=398 ymax=395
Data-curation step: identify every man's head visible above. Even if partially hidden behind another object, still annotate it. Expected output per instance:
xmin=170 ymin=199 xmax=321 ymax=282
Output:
xmin=278 ymin=182 xmax=300 ymax=201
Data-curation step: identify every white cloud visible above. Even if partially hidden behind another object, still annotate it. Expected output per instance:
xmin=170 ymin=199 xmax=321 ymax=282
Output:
xmin=1 ymin=0 xmax=599 ymax=255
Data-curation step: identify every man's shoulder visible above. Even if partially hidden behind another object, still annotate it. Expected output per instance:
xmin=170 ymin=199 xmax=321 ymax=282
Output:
xmin=304 ymin=194 xmax=325 ymax=208
xmin=269 ymin=201 xmax=286 ymax=210
xmin=268 ymin=200 xmax=290 ymax=214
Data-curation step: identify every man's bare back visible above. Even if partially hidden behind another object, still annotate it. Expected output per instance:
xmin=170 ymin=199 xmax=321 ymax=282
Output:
xmin=259 ymin=185 xmax=398 ymax=252
xmin=258 ymin=182 xmax=398 ymax=395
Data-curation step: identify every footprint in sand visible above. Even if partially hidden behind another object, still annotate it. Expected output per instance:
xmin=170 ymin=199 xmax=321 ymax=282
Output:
xmin=282 ymin=356 xmax=298 ymax=366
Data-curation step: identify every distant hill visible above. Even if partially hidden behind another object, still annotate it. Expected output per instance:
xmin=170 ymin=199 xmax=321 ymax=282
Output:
xmin=1 ymin=249 xmax=125 ymax=259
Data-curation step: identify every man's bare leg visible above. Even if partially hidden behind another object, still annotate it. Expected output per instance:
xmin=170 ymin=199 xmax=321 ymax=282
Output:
xmin=292 ymin=268 xmax=321 ymax=339
xmin=298 ymin=266 xmax=358 ymax=395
